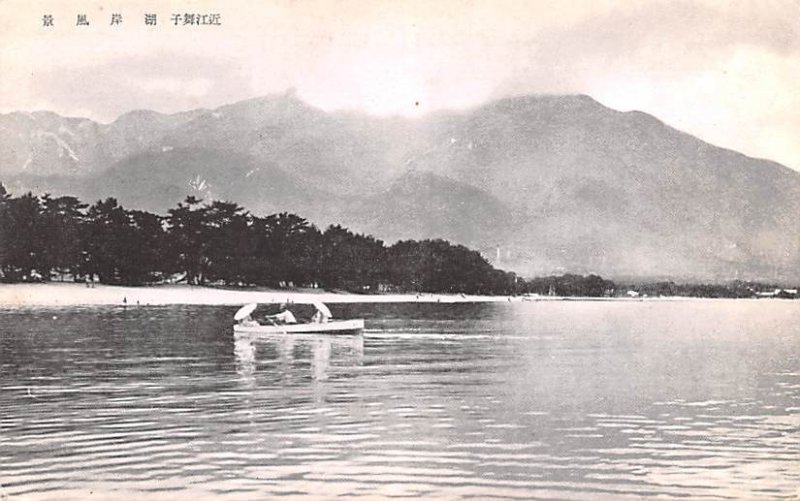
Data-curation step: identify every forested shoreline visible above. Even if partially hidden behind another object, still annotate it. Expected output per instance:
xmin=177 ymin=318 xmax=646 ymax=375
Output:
xmin=1 ymin=184 xmax=794 ymax=298
xmin=0 ymin=185 xmax=524 ymax=294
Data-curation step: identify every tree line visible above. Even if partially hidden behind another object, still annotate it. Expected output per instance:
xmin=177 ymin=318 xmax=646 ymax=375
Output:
xmin=6 ymin=185 xmax=786 ymax=298
xmin=0 ymin=185 xmax=522 ymax=294
xmin=621 ymin=280 xmax=797 ymax=299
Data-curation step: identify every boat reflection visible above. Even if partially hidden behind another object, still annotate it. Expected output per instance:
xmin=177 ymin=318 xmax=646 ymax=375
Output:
xmin=234 ymin=332 xmax=364 ymax=387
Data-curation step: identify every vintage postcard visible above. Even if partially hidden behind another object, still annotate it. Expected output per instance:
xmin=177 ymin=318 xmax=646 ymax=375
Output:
xmin=1 ymin=1 xmax=798 ymax=499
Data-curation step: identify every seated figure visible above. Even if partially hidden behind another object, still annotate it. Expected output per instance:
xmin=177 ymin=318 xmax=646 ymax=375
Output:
xmin=311 ymin=307 xmax=330 ymax=324
xmin=238 ymin=314 xmax=259 ymax=327
xmin=267 ymin=304 xmax=297 ymax=324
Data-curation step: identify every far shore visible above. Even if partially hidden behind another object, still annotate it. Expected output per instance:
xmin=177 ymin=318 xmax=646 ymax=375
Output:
xmin=0 ymin=282 xmax=517 ymax=307
xmin=0 ymin=282 xmax=775 ymax=307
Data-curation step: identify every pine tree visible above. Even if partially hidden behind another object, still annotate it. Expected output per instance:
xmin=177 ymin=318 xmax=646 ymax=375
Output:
xmin=2 ymin=193 xmax=46 ymax=281
xmin=0 ymin=183 xmax=9 ymax=280
xmin=41 ymin=195 xmax=87 ymax=281
xmin=166 ymin=196 xmax=209 ymax=284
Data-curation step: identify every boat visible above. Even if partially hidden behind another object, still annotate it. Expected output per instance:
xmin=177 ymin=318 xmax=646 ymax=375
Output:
xmin=234 ymin=318 xmax=365 ymax=335
xmin=232 ymin=302 xmax=364 ymax=335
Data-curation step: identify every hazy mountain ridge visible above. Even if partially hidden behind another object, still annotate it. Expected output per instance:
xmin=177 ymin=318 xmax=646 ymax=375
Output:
xmin=0 ymin=107 xmax=205 ymax=177
xmin=1 ymin=92 xmax=798 ymax=281
xmin=405 ymin=95 xmax=800 ymax=279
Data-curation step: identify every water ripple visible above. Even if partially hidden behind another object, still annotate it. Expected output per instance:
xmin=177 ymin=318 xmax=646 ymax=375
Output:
xmin=1 ymin=301 xmax=799 ymax=499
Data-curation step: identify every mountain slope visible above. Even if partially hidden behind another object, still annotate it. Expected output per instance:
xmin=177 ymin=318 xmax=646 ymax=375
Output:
xmin=1 ymin=93 xmax=798 ymax=281
xmin=88 ymin=148 xmax=331 ymax=216
xmin=409 ymin=95 xmax=800 ymax=279
xmin=0 ymin=108 xmax=205 ymax=177
xmin=340 ymin=171 xmax=517 ymax=248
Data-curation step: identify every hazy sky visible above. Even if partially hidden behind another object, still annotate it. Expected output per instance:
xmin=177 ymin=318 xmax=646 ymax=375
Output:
xmin=1 ymin=0 xmax=799 ymax=171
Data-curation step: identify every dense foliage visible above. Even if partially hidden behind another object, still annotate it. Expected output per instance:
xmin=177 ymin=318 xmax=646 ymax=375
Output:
xmin=522 ymin=274 xmax=615 ymax=297
xmin=0 ymin=186 xmax=520 ymax=294
xmin=4 ymin=185 xmax=787 ymax=298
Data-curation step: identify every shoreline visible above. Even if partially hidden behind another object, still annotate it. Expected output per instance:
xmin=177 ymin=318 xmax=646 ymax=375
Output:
xmin=0 ymin=282 xmax=789 ymax=307
xmin=0 ymin=282 xmax=515 ymax=307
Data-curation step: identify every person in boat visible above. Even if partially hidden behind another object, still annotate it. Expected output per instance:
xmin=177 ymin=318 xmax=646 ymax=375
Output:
xmin=266 ymin=304 xmax=297 ymax=324
xmin=311 ymin=307 xmax=330 ymax=324
xmin=238 ymin=314 xmax=259 ymax=327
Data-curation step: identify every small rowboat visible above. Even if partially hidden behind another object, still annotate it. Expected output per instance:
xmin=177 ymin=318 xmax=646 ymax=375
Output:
xmin=234 ymin=318 xmax=364 ymax=335
xmin=233 ymin=302 xmax=364 ymax=335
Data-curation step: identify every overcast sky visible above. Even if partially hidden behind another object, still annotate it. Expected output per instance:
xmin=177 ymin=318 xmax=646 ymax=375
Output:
xmin=1 ymin=0 xmax=799 ymax=171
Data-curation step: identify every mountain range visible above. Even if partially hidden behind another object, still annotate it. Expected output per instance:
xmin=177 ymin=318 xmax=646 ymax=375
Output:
xmin=2 ymin=91 xmax=798 ymax=282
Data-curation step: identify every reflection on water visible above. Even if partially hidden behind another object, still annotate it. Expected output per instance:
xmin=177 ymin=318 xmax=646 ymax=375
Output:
xmin=1 ymin=300 xmax=799 ymax=500
xmin=234 ymin=333 xmax=364 ymax=387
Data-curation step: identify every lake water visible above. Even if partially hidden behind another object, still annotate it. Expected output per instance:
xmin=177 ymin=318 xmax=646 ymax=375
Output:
xmin=1 ymin=300 xmax=799 ymax=500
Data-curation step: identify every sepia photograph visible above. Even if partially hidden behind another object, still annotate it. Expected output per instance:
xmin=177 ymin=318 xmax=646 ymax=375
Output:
xmin=1 ymin=0 xmax=798 ymax=499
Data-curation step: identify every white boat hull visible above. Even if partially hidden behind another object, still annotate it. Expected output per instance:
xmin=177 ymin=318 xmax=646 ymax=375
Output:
xmin=234 ymin=319 xmax=364 ymax=335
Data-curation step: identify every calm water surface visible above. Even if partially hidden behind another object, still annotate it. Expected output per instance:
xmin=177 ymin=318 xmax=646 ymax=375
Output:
xmin=1 ymin=300 xmax=799 ymax=500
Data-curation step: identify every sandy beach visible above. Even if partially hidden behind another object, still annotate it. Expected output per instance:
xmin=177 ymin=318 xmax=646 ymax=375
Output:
xmin=0 ymin=282 xmax=516 ymax=307
xmin=0 ymin=283 xmax=750 ymax=308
